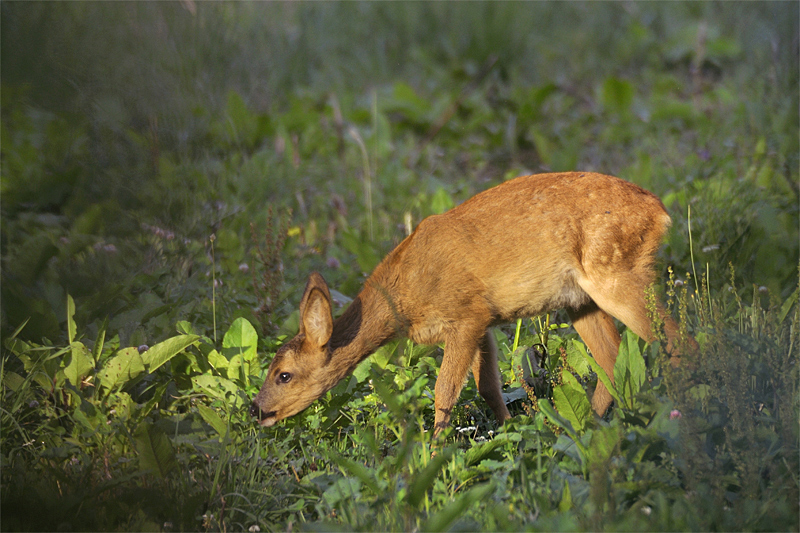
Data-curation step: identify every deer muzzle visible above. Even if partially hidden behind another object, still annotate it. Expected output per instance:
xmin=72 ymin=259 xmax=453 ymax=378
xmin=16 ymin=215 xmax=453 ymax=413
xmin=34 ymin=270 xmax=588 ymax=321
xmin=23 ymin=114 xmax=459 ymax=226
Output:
xmin=249 ymin=402 xmax=277 ymax=427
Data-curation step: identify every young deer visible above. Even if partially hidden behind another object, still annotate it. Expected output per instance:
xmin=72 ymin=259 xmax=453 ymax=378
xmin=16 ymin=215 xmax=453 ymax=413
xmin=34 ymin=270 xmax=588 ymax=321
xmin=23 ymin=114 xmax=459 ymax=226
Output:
xmin=251 ymin=172 xmax=689 ymax=436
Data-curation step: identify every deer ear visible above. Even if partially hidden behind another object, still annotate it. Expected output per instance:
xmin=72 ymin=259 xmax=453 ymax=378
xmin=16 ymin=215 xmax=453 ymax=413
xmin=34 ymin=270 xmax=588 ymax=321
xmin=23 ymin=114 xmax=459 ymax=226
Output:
xmin=299 ymin=272 xmax=331 ymax=321
xmin=301 ymin=288 xmax=333 ymax=348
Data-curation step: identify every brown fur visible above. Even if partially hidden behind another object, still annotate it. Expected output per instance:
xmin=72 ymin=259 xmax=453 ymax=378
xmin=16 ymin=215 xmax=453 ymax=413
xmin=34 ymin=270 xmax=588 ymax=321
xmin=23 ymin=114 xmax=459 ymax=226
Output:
xmin=251 ymin=172 xmax=691 ymax=435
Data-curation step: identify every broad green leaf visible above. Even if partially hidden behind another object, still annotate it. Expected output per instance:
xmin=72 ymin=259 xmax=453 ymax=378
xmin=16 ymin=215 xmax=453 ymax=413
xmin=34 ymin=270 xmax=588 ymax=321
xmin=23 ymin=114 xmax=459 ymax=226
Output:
xmin=72 ymin=407 xmax=101 ymax=432
xmin=464 ymin=432 xmax=522 ymax=467
xmin=141 ymin=334 xmax=200 ymax=372
xmin=352 ymin=358 xmax=372 ymax=383
xmin=134 ymin=422 xmax=177 ymax=478
xmin=66 ymin=294 xmax=76 ymax=345
xmin=614 ymin=330 xmax=645 ymax=408
xmin=565 ymin=340 xmax=591 ymax=376
xmin=538 ymin=398 xmax=576 ymax=436
xmin=197 ymin=403 xmax=227 ymax=439
xmin=176 ymin=320 xmax=194 ymax=335
xmin=2 ymin=371 xmax=26 ymax=392
xmin=226 ymin=353 xmax=244 ymax=384
xmin=192 ymin=374 xmax=240 ymax=405
xmin=64 ymin=342 xmax=94 ymax=387
xmin=97 ymin=347 xmax=144 ymax=392
xmin=422 ymin=482 xmax=494 ymax=532
xmin=552 ymin=372 xmax=592 ymax=433
xmin=501 ymin=387 xmax=528 ymax=404
xmin=430 ymin=187 xmax=454 ymax=215
xmin=222 ymin=317 xmax=258 ymax=361
xmin=588 ymin=424 xmax=620 ymax=466
xmin=372 ymin=342 xmax=398 ymax=369
xmin=576 ymin=347 xmax=620 ymax=405
xmin=600 ymin=76 xmax=634 ymax=114
xmin=207 ymin=349 xmax=229 ymax=372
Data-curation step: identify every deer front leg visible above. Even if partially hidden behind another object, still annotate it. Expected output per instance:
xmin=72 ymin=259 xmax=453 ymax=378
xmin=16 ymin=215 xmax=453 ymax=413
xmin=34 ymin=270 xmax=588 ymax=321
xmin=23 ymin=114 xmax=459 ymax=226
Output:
xmin=433 ymin=335 xmax=480 ymax=438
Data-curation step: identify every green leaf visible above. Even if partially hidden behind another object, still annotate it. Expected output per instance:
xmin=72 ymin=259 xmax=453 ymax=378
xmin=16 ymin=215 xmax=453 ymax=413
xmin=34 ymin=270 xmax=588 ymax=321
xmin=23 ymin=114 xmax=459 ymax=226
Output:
xmin=2 ymin=371 xmax=26 ymax=392
xmin=565 ymin=340 xmax=591 ymax=376
xmin=134 ymin=422 xmax=177 ymax=478
xmin=538 ymin=398 xmax=576 ymax=436
xmin=226 ymin=354 xmax=244 ymax=383
xmin=7 ymin=318 xmax=30 ymax=342
xmin=64 ymin=342 xmax=94 ymax=387
xmin=197 ymin=403 xmax=227 ymax=439
xmin=464 ymin=432 xmax=522 ymax=467
xmin=614 ymin=330 xmax=645 ymax=409
xmin=576 ymin=346 xmax=620 ymax=405
xmin=192 ymin=374 xmax=241 ymax=406
xmin=222 ymin=317 xmax=258 ymax=361
xmin=141 ymin=334 xmax=200 ymax=372
xmin=207 ymin=349 xmax=229 ymax=372
xmin=176 ymin=320 xmax=195 ymax=335
xmin=328 ymin=452 xmax=383 ymax=496
xmin=92 ymin=317 xmax=108 ymax=366
xmin=341 ymin=229 xmax=381 ymax=273
xmin=225 ymin=90 xmax=257 ymax=146
xmin=601 ymin=76 xmax=634 ymax=114
xmin=552 ymin=372 xmax=592 ymax=433
xmin=430 ymin=187 xmax=454 ymax=215
xmin=352 ymin=358 xmax=372 ymax=383
xmin=372 ymin=341 xmax=398 ymax=370
xmin=587 ymin=424 xmax=620 ymax=466
xmin=408 ymin=447 xmax=455 ymax=508
xmin=422 ymin=482 xmax=494 ymax=532
xmin=322 ymin=478 xmax=361 ymax=508
xmin=779 ymin=287 xmax=798 ymax=324
xmin=97 ymin=347 xmax=144 ymax=392
xmin=558 ymin=478 xmax=573 ymax=512
xmin=66 ymin=294 xmax=76 ymax=345
xmin=72 ymin=406 xmax=101 ymax=432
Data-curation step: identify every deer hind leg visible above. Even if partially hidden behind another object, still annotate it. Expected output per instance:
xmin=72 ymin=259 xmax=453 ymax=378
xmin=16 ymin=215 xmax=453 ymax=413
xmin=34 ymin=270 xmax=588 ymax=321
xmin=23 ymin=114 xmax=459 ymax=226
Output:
xmin=568 ymin=301 xmax=621 ymax=415
xmin=471 ymin=331 xmax=511 ymax=424
xmin=578 ymin=273 xmax=693 ymax=366
xmin=434 ymin=330 xmax=485 ymax=437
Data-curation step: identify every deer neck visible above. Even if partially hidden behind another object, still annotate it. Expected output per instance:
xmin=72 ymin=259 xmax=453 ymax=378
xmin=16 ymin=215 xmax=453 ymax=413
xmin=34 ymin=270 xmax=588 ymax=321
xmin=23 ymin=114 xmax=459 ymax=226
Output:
xmin=324 ymin=278 xmax=401 ymax=385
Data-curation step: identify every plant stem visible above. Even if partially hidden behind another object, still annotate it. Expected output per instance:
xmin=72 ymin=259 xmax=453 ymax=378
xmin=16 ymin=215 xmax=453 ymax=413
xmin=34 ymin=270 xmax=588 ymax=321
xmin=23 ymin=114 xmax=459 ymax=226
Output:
xmin=210 ymin=234 xmax=217 ymax=346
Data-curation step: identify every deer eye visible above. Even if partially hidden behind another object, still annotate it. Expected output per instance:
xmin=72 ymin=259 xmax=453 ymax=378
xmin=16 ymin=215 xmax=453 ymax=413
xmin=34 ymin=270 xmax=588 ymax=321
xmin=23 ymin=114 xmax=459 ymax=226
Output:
xmin=277 ymin=372 xmax=292 ymax=384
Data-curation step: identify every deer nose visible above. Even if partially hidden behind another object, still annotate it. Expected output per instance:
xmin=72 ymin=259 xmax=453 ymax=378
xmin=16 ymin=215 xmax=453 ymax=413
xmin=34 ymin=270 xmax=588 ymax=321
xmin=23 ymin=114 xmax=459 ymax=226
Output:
xmin=250 ymin=402 xmax=276 ymax=422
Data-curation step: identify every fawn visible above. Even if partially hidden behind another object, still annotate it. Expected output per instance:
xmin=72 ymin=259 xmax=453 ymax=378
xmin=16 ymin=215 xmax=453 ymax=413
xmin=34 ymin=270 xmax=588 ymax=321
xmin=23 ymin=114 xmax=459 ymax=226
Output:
xmin=251 ymin=172 xmax=689 ymax=436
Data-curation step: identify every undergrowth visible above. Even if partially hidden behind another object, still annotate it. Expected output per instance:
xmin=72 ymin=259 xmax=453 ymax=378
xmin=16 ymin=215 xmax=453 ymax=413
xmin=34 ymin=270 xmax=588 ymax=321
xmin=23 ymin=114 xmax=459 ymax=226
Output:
xmin=2 ymin=3 xmax=798 ymax=532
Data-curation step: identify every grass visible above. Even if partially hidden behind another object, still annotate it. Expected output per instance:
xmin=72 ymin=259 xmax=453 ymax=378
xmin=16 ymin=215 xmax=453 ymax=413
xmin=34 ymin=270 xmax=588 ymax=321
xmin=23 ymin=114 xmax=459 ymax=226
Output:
xmin=1 ymin=2 xmax=798 ymax=531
